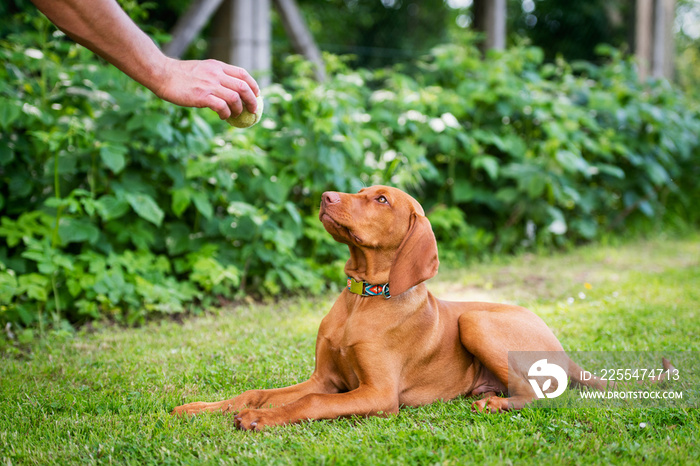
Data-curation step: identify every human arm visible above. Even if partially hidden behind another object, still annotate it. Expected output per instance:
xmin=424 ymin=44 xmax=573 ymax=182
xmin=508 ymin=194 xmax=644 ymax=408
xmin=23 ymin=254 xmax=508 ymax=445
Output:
xmin=30 ymin=0 xmax=259 ymax=119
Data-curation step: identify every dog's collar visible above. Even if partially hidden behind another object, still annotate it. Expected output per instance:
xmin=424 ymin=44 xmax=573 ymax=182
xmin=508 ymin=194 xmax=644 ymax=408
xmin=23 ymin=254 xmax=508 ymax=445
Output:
xmin=347 ymin=277 xmax=391 ymax=299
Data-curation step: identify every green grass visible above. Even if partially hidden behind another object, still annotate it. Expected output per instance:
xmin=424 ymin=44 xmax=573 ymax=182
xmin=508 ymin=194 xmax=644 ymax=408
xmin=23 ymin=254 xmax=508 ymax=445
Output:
xmin=1 ymin=234 xmax=699 ymax=464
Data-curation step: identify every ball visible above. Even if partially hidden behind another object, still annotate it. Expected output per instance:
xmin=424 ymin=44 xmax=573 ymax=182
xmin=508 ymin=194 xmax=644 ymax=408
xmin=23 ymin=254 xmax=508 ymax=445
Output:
xmin=226 ymin=95 xmax=264 ymax=128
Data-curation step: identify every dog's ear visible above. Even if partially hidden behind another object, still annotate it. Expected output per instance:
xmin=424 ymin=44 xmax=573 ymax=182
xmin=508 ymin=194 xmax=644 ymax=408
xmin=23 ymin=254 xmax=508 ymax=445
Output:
xmin=388 ymin=212 xmax=439 ymax=297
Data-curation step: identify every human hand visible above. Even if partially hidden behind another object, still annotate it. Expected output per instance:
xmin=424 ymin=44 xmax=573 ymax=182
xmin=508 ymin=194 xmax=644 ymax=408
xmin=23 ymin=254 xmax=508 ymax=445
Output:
xmin=153 ymin=58 xmax=260 ymax=120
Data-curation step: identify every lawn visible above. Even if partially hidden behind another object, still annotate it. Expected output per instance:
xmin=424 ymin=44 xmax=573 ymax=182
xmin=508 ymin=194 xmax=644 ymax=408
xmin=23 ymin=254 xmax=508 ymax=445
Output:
xmin=1 ymin=234 xmax=699 ymax=464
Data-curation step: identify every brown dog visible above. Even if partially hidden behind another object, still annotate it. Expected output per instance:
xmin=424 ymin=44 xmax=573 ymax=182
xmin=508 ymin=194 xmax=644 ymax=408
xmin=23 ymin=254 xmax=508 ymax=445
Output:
xmin=173 ymin=185 xmax=672 ymax=430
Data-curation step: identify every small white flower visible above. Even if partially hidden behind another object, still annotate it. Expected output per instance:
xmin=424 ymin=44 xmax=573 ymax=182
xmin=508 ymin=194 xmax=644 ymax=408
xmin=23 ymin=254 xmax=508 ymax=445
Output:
xmin=25 ymin=48 xmax=44 ymax=59
xmin=382 ymin=150 xmax=397 ymax=162
xmin=429 ymin=118 xmax=446 ymax=133
xmin=525 ymin=220 xmax=536 ymax=241
xmin=548 ymin=219 xmax=567 ymax=235
xmin=353 ymin=113 xmax=372 ymax=123
xmin=567 ymin=297 xmax=575 ymax=305
xmin=405 ymin=110 xmax=426 ymax=122
xmin=441 ymin=112 xmax=461 ymax=129
xmin=370 ymin=90 xmax=396 ymax=103
xmin=578 ymin=292 xmax=586 ymax=300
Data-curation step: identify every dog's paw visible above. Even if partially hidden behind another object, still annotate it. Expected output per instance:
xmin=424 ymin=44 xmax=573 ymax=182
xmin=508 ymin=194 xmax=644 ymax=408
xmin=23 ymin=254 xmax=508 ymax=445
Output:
xmin=471 ymin=396 xmax=507 ymax=413
xmin=234 ymin=408 xmax=286 ymax=431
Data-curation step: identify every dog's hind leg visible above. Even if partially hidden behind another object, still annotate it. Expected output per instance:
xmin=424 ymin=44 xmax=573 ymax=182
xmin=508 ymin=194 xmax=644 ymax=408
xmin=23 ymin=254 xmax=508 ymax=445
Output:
xmin=458 ymin=305 xmax=569 ymax=412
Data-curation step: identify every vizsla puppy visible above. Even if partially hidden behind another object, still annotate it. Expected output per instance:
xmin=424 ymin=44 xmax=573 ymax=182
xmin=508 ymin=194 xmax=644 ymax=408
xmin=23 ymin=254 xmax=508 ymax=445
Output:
xmin=173 ymin=186 xmax=673 ymax=430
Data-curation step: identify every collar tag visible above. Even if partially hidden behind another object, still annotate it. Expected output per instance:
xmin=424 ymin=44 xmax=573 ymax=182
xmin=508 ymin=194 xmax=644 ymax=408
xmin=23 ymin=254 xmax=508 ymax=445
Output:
xmin=347 ymin=277 xmax=391 ymax=298
xmin=348 ymin=277 xmax=365 ymax=295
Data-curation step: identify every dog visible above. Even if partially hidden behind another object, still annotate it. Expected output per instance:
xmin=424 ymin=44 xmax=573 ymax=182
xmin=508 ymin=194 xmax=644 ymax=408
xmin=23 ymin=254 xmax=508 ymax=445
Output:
xmin=172 ymin=185 xmax=675 ymax=430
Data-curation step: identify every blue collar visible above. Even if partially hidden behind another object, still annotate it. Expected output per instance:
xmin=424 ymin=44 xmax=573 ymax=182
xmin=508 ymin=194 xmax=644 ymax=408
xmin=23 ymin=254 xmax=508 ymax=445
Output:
xmin=347 ymin=277 xmax=391 ymax=298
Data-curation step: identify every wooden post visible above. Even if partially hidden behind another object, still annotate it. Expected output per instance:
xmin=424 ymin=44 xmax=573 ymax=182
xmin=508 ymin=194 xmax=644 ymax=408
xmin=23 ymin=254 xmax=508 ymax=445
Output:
xmin=635 ymin=0 xmax=653 ymax=80
xmin=636 ymin=0 xmax=675 ymax=80
xmin=273 ymin=0 xmax=326 ymax=82
xmin=163 ymin=0 xmax=326 ymax=85
xmin=211 ymin=0 xmax=272 ymax=87
xmin=473 ymin=0 xmax=506 ymax=53
xmin=660 ymin=0 xmax=676 ymax=80
xmin=163 ymin=0 xmax=225 ymax=58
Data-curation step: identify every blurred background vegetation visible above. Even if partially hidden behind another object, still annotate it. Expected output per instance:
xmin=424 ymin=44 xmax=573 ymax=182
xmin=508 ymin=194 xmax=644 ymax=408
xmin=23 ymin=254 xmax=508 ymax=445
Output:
xmin=0 ymin=0 xmax=699 ymax=334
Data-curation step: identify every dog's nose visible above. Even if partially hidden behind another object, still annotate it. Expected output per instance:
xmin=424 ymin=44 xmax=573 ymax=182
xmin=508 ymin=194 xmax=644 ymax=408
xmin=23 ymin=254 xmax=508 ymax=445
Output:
xmin=322 ymin=191 xmax=341 ymax=206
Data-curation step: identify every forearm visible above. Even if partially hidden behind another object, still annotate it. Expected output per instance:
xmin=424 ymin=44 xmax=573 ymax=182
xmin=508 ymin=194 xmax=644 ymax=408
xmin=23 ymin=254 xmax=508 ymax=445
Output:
xmin=31 ymin=0 xmax=168 ymax=95
xmin=30 ymin=0 xmax=260 ymax=119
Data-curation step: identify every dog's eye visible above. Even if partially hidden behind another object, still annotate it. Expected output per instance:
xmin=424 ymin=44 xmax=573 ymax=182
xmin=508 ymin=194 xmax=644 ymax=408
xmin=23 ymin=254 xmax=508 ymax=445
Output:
xmin=376 ymin=195 xmax=388 ymax=204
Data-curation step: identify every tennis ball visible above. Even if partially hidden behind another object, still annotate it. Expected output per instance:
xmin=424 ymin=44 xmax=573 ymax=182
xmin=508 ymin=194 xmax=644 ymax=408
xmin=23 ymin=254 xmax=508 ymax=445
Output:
xmin=226 ymin=95 xmax=264 ymax=128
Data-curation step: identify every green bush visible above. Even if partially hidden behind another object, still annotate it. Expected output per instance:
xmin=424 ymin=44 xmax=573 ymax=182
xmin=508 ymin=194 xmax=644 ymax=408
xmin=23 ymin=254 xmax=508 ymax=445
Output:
xmin=1 ymin=11 xmax=699 ymax=330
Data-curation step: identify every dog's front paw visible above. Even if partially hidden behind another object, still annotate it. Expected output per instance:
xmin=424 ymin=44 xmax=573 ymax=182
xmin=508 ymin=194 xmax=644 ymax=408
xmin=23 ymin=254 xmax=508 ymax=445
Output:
xmin=234 ymin=408 xmax=287 ymax=431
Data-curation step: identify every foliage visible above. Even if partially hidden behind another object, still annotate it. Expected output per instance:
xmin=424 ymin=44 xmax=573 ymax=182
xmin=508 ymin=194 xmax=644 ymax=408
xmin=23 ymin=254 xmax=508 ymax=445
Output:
xmin=1 ymin=9 xmax=699 ymax=329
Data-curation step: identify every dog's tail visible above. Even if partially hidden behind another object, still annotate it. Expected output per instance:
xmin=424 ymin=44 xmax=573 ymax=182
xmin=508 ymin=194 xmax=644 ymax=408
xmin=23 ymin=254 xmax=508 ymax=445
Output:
xmin=568 ymin=357 xmax=678 ymax=391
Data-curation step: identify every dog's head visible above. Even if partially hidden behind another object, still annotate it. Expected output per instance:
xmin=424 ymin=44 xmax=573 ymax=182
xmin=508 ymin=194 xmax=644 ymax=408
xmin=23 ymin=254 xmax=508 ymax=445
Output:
xmin=319 ymin=185 xmax=439 ymax=297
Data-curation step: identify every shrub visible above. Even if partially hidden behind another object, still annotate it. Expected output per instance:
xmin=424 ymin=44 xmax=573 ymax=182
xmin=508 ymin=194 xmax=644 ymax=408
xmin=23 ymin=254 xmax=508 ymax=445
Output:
xmin=1 ymin=11 xmax=698 ymax=330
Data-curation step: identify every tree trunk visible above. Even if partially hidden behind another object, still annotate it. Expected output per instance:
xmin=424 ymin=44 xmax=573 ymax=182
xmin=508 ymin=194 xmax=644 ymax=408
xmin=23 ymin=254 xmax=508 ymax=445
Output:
xmin=211 ymin=0 xmax=272 ymax=87
xmin=473 ymin=0 xmax=506 ymax=54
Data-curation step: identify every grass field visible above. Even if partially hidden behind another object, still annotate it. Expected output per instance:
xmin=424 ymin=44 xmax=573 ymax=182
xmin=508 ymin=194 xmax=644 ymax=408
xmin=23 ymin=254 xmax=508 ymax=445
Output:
xmin=1 ymin=234 xmax=699 ymax=464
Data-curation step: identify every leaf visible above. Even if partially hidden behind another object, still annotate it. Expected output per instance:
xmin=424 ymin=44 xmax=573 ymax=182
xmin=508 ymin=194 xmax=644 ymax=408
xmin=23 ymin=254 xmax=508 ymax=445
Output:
xmin=0 ymin=271 xmax=18 ymax=304
xmin=452 ymin=182 xmax=476 ymax=203
xmin=18 ymin=273 xmax=49 ymax=302
xmin=571 ymin=218 xmax=598 ymax=239
xmin=165 ymin=223 xmax=191 ymax=255
xmin=262 ymin=178 xmax=289 ymax=204
xmin=596 ymin=164 xmax=625 ymax=179
xmin=555 ymin=150 xmax=589 ymax=176
xmin=191 ymin=192 xmax=213 ymax=219
xmin=171 ymin=188 xmax=191 ymax=217
xmin=95 ymin=194 xmax=130 ymax=221
xmin=58 ymin=217 xmax=100 ymax=245
xmin=284 ymin=202 xmax=302 ymax=227
xmin=101 ymin=129 xmax=130 ymax=144
xmin=526 ymin=176 xmax=547 ymax=198
xmin=126 ymin=193 xmax=164 ymax=227
xmin=0 ymin=98 xmax=21 ymax=129
xmin=99 ymin=144 xmax=128 ymax=174
xmin=0 ymin=145 xmax=14 ymax=167
xmin=473 ymin=155 xmax=499 ymax=180
xmin=638 ymin=200 xmax=655 ymax=217
xmin=644 ymin=160 xmax=670 ymax=186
